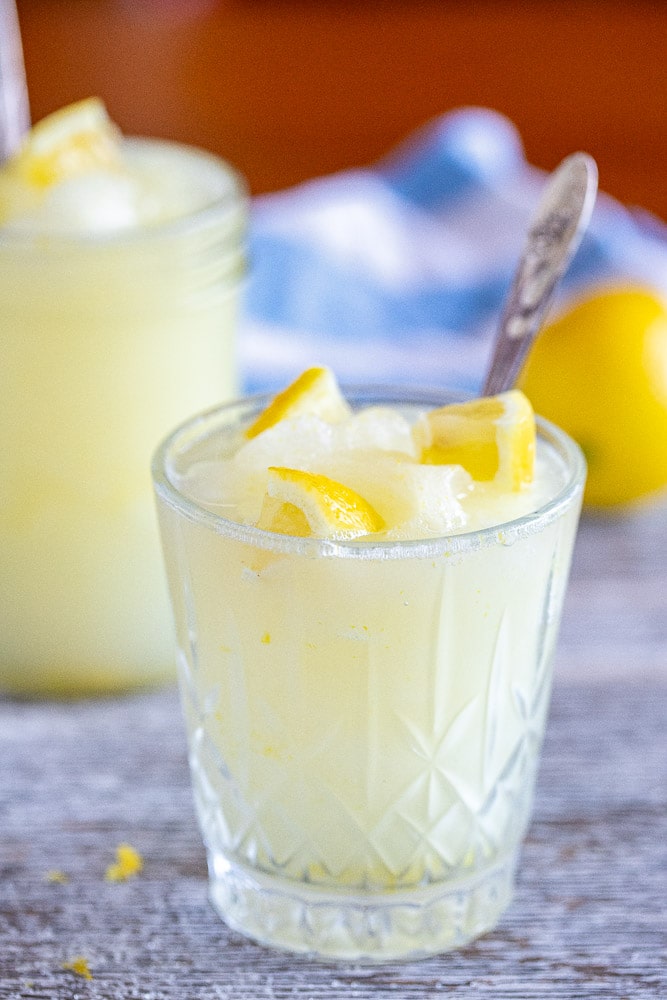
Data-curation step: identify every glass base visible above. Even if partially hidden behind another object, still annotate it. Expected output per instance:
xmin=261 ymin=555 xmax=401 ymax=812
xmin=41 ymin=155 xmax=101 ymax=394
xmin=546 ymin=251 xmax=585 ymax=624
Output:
xmin=208 ymin=851 xmax=518 ymax=962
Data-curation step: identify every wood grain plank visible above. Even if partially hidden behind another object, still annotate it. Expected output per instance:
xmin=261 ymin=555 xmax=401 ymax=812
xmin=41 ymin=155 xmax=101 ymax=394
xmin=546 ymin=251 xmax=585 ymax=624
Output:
xmin=1 ymin=680 xmax=665 ymax=997
xmin=1 ymin=495 xmax=666 ymax=998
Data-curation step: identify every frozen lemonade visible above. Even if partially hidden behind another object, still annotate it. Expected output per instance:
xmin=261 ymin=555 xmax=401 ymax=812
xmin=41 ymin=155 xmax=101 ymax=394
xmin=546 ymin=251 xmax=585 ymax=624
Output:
xmin=0 ymin=99 xmax=246 ymax=695
xmin=153 ymin=367 xmax=585 ymax=959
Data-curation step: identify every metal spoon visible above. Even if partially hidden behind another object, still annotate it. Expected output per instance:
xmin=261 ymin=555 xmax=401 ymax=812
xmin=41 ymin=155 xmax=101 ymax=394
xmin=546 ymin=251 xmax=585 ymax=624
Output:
xmin=482 ymin=151 xmax=598 ymax=396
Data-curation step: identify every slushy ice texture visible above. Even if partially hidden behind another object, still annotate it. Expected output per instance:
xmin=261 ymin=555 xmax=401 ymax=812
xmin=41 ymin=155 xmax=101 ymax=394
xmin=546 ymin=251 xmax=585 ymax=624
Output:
xmin=153 ymin=371 xmax=585 ymax=959
xmin=0 ymin=100 xmax=246 ymax=695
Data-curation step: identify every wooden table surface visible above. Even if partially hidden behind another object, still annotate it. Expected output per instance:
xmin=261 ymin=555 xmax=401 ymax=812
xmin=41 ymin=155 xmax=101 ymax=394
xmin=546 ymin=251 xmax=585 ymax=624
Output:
xmin=2 ymin=502 xmax=666 ymax=998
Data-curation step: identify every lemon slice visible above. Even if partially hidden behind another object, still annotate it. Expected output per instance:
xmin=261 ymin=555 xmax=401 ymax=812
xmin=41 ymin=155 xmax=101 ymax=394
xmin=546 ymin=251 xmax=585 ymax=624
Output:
xmin=7 ymin=97 xmax=121 ymax=188
xmin=245 ymin=367 xmax=351 ymax=440
xmin=256 ymin=466 xmax=385 ymax=538
xmin=415 ymin=390 xmax=535 ymax=490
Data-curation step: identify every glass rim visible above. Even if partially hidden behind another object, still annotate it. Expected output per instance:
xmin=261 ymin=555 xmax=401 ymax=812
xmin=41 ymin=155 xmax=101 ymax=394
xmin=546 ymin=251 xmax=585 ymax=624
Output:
xmin=0 ymin=136 xmax=248 ymax=249
xmin=151 ymin=384 xmax=587 ymax=560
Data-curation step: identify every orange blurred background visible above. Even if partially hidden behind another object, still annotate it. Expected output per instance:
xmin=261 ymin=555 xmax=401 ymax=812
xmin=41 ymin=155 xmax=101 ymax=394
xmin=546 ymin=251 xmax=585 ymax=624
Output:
xmin=16 ymin=0 xmax=667 ymax=217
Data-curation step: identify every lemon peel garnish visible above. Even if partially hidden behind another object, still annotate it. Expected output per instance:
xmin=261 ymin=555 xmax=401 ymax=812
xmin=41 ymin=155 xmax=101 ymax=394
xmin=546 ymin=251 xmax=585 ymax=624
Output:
xmin=105 ymin=843 xmax=143 ymax=882
xmin=245 ymin=366 xmax=351 ymax=440
xmin=6 ymin=97 xmax=121 ymax=189
xmin=257 ymin=466 xmax=385 ymax=539
xmin=415 ymin=389 xmax=535 ymax=491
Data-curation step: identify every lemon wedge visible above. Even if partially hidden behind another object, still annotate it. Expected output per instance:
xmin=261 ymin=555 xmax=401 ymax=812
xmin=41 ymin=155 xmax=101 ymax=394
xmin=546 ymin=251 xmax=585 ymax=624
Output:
xmin=245 ymin=366 xmax=351 ymax=440
xmin=256 ymin=466 xmax=385 ymax=538
xmin=415 ymin=390 xmax=535 ymax=490
xmin=6 ymin=97 xmax=121 ymax=188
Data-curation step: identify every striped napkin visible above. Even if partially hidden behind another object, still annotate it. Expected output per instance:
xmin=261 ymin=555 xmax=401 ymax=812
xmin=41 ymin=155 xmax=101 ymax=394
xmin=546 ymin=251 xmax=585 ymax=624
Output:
xmin=240 ymin=106 xmax=667 ymax=395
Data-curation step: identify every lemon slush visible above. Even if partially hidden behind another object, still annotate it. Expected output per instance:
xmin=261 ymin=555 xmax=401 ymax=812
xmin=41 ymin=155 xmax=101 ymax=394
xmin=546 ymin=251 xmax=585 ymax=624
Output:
xmin=152 ymin=371 xmax=585 ymax=960
xmin=0 ymin=101 xmax=247 ymax=695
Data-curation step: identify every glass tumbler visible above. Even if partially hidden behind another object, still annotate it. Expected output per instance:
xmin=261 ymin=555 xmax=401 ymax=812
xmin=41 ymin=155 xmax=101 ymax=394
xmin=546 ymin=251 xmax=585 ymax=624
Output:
xmin=152 ymin=387 xmax=585 ymax=961
xmin=0 ymin=140 xmax=247 ymax=696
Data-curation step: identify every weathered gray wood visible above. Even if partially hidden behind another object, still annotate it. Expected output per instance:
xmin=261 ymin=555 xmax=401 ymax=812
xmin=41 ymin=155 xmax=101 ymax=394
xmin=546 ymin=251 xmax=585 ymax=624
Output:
xmin=557 ymin=502 xmax=667 ymax=680
xmin=1 ymin=501 xmax=666 ymax=999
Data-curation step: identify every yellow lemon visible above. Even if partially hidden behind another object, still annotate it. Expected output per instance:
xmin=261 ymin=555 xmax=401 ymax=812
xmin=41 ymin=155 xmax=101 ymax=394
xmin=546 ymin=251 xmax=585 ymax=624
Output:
xmin=415 ymin=390 xmax=535 ymax=491
xmin=245 ymin=366 xmax=351 ymax=439
xmin=257 ymin=466 xmax=385 ymax=538
xmin=519 ymin=286 xmax=667 ymax=508
xmin=6 ymin=97 xmax=121 ymax=188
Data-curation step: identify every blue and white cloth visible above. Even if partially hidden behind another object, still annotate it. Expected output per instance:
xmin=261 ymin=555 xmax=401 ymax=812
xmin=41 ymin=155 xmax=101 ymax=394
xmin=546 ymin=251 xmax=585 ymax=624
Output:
xmin=240 ymin=107 xmax=667 ymax=396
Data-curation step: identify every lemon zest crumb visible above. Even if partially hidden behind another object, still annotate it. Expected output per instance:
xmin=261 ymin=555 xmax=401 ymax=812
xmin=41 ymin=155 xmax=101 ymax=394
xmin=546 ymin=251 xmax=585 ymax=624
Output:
xmin=45 ymin=869 xmax=69 ymax=883
xmin=105 ymin=843 xmax=143 ymax=882
xmin=62 ymin=956 xmax=93 ymax=980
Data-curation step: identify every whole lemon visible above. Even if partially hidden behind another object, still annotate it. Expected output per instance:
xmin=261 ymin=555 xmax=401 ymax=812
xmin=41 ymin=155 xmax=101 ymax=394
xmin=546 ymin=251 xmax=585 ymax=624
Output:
xmin=518 ymin=286 xmax=667 ymax=509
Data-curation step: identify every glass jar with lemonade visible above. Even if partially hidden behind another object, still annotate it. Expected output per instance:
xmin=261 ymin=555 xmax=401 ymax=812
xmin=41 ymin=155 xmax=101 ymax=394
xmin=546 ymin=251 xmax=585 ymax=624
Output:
xmin=0 ymin=99 xmax=247 ymax=696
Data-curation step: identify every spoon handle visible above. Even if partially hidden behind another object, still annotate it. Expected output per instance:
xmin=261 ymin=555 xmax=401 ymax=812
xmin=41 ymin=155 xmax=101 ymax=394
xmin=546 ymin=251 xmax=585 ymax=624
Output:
xmin=482 ymin=151 xmax=598 ymax=396
xmin=0 ymin=0 xmax=30 ymax=162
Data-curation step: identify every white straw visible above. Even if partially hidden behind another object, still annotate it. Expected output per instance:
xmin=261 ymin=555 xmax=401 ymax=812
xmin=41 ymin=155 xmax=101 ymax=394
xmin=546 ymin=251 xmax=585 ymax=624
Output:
xmin=0 ymin=0 xmax=30 ymax=161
